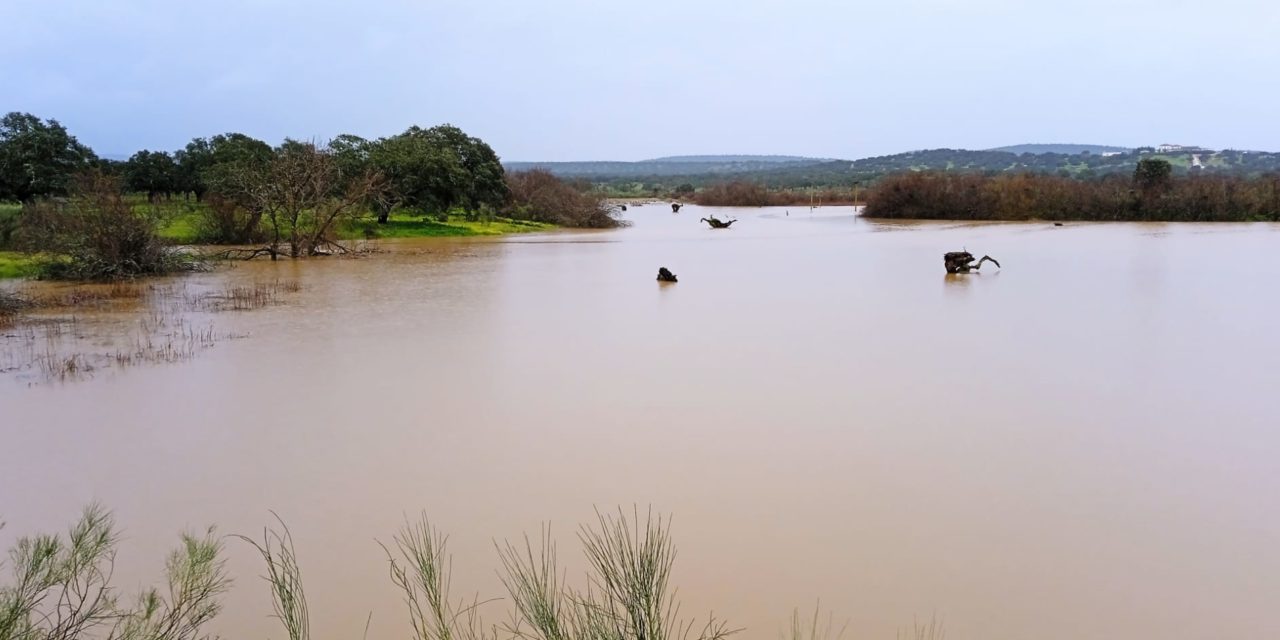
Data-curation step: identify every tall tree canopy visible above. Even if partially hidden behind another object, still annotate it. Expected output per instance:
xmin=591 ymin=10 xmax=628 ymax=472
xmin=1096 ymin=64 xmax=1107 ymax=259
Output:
xmin=360 ymin=124 xmax=506 ymax=223
xmin=124 ymin=150 xmax=179 ymax=200
xmin=0 ymin=112 xmax=96 ymax=202
xmin=178 ymin=133 xmax=274 ymax=200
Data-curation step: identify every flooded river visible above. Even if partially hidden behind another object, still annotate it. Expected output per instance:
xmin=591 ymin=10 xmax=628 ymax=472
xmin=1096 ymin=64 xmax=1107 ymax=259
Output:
xmin=2 ymin=204 xmax=1278 ymax=639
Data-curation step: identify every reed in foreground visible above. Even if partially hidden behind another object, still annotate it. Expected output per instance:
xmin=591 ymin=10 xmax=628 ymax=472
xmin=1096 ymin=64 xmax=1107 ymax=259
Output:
xmin=3 ymin=507 xmax=943 ymax=640
xmin=0 ymin=505 xmax=230 ymax=640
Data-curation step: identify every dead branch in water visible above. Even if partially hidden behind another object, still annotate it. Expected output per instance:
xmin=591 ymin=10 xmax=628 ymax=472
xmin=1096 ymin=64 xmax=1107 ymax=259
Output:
xmin=943 ymin=251 xmax=1000 ymax=274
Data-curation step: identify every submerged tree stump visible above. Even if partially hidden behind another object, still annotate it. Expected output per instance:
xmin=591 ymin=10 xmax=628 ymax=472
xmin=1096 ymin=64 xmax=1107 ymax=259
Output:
xmin=700 ymin=216 xmax=736 ymax=229
xmin=944 ymin=251 xmax=1000 ymax=273
xmin=657 ymin=267 xmax=678 ymax=282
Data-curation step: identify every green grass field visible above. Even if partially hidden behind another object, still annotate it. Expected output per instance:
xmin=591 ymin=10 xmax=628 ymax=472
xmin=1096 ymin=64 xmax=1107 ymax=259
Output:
xmin=345 ymin=212 xmax=555 ymax=239
xmin=0 ymin=251 xmax=40 ymax=279
xmin=144 ymin=202 xmax=556 ymax=242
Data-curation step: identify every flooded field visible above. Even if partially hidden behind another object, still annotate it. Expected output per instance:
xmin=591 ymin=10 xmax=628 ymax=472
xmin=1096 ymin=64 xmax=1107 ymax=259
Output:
xmin=2 ymin=204 xmax=1278 ymax=639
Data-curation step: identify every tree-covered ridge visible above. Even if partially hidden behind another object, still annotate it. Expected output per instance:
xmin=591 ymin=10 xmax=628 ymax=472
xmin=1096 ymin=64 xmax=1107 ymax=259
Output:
xmin=526 ymin=147 xmax=1280 ymax=195
xmin=988 ymin=144 xmax=1130 ymax=155
xmin=503 ymin=156 xmax=830 ymax=177
xmin=641 ymin=154 xmax=824 ymax=163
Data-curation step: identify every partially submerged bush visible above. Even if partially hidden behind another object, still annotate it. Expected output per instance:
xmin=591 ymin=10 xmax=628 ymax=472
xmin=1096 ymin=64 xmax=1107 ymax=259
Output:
xmin=15 ymin=172 xmax=202 ymax=279
xmin=505 ymin=169 xmax=625 ymax=228
xmin=0 ymin=289 xmax=27 ymax=318
xmin=194 ymin=193 xmax=265 ymax=244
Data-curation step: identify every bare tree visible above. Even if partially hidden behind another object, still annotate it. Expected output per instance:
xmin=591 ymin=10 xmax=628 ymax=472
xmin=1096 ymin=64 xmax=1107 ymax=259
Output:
xmin=218 ymin=140 xmax=385 ymax=260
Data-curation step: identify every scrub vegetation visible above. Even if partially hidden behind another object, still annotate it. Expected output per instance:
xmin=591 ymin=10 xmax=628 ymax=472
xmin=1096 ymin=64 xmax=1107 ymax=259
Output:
xmin=863 ymin=159 xmax=1280 ymax=222
xmin=0 ymin=508 xmax=942 ymax=640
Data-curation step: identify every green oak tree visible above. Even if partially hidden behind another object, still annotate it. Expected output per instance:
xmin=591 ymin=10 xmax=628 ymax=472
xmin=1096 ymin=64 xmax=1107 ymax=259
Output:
xmin=0 ymin=112 xmax=96 ymax=202
xmin=124 ymin=150 xmax=180 ymax=201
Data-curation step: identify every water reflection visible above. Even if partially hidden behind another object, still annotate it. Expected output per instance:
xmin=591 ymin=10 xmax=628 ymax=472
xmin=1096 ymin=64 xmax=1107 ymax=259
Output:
xmin=943 ymin=273 xmax=973 ymax=289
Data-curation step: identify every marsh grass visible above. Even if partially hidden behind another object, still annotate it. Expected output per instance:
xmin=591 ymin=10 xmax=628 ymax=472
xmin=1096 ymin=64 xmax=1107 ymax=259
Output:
xmin=196 ymin=280 xmax=302 ymax=312
xmin=783 ymin=604 xmax=847 ymax=640
xmin=0 ymin=290 xmax=29 ymax=326
xmin=234 ymin=515 xmax=310 ymax=640
xmin=896 ymin=617 xmax=944 ymax=640
xmin=498 ymin=508 xmax=737 ymax=640
xmin=3 ymin=508 xmax=947 ymax=640
xmin=382 ymin=515 xmax=498 ymax=640
xmin=1 ymin=278 xmax=298 ymax=382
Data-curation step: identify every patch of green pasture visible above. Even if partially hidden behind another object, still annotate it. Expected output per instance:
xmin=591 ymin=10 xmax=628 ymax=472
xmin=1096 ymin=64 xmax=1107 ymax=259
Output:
xmin=345 ymin=214 xmax=555 ymax=239
xmin=0 ymin=251 xmax=40 ymax=279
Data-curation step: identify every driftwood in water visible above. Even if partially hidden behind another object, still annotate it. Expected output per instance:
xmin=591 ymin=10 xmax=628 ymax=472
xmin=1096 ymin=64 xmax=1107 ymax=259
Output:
xmin=944 ymin=251 xmax=1000 ymax=274
xmin=700 ymin=216 xmax=736 ymax=229
xmin=657 ymin=267 xmax=678 ymax=282
xmin=671 ymin=203 xmax=683 ymax=213
xmin=210 ymin=240 xmax=356 ymax=262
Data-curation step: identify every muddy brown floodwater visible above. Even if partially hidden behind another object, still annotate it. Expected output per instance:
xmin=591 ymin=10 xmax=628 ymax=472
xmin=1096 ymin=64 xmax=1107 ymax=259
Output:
xmin=2 ymin=204 xmax=1279 ymax=639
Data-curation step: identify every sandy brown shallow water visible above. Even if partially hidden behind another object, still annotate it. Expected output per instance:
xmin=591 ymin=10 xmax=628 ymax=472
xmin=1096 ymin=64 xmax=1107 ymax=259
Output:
xmin=2 ymin=204 xmax=1279 ymax=639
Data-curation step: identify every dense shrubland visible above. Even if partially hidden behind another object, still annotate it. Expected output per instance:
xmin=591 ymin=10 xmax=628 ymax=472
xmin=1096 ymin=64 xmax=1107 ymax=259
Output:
xmin=504 ymin=169 xmax=625 ymax=228
xmin=863 ymin=160 xmax=1280 ymax=221
xmin=14 ymin=173 xmax=201 ymax=279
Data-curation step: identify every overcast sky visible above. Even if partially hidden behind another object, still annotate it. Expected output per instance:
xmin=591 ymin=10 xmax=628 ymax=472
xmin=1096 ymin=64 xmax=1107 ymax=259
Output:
xmin=5 ymin=0 xmax=1278 ymax=160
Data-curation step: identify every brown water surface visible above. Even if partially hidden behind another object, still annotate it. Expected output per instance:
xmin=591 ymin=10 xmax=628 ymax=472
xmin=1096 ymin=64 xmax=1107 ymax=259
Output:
xmin=2 ymin=204 xmax=1278 ymax=639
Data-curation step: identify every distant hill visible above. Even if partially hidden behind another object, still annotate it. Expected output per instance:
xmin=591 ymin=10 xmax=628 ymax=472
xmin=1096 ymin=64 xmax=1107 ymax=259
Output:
xmin=989 ymin=144 xmax=1130 ymax=155
xmin=641 ymin=155 xmax=824 ymax=163
xmin=504 ymin=155 xmax=829 ymax=177
xmin=507 ymin=147 xmax=1280 ymax=196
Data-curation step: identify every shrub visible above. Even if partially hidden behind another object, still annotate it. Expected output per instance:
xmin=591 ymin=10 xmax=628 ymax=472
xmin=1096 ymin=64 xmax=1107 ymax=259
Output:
xmin=0 ymin=505 xmax=230 ymax=640
xmin=14 ymin=172 xmax=201 ymax=279
xmin=194 ymin=193 xmax=265 ymax=244
xmin=504 ymin=169 xmax=625 ymax=228
xmin=0 ymin=204 xmax=20 ymax=248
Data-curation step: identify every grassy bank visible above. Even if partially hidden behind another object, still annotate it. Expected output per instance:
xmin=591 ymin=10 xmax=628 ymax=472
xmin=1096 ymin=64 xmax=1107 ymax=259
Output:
xmin=0 ymin=204 xmax=556 ymax=279
xmin=148 ymin=205 xmax=557 ymax=243
xmin=343 ymin=212 xmax=556 ymax=238
xmin=0 ymin=251 xmax=39 ymax=278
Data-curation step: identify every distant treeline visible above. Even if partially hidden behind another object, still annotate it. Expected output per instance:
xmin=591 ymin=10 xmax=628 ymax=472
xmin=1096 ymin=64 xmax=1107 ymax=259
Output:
xmin=505 ymin=155 xmax=825 ymax=178
xmin=527 ymin=148 xmax=1280 ymax=197
xmin=863 ymin=160 xmax=1280 ymax=222
xmin=691 ymin=181 xmax=857 ymax=207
